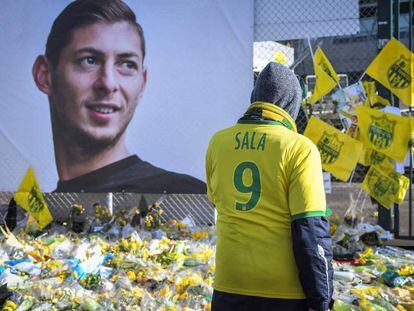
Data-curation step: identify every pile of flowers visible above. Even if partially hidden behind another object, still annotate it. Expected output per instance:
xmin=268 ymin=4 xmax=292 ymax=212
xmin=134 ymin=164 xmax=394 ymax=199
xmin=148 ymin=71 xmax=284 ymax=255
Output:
xmin=0 ymin=203 xmax=214 ymax=310
xmin=1 ymin=203 xmax=414 ymax=310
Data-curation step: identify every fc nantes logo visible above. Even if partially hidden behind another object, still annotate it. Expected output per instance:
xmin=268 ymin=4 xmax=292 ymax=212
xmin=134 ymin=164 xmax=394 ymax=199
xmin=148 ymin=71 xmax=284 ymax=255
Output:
xmin=28 ymin=186 xmax=46 ymax=213
xmin=368 ymin=115 xmax=396 ymax=149
xmin=387 ymin=55 xmax=411 ymax=89
xmin=318 ymin=60 xmax=335 ymax=80
xmin=371 ymin=176 xmax=393 ymax=198
xmin=317 ymin=131 xmax=344 ymax=164
xmin=371 ymin=150 xmax=386 ymax=165
xmin=367 ymin=167 xmax=398 ymax=198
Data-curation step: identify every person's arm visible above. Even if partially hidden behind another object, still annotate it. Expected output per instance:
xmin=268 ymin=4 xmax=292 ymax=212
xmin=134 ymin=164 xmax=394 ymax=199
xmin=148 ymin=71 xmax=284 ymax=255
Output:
xmin=287 ymin=140 xmax=333 ymax=311
xmin=291 ymin=216 xmax=333 ymax=311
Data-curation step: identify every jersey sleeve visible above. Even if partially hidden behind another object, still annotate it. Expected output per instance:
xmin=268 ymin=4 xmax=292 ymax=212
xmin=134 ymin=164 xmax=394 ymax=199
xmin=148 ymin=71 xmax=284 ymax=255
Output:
xmin=287 ymin=139 xmax=326 ymax=220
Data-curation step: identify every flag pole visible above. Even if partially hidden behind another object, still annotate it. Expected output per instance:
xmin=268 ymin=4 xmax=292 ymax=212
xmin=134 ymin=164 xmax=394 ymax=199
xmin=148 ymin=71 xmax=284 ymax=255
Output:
xmin=358 ymin=72 xmax=366 ymax=83
xmin=306 ymin=37 xmax=314 ymax=60
xmin=306 ymin=37 xmax=316 ymax=104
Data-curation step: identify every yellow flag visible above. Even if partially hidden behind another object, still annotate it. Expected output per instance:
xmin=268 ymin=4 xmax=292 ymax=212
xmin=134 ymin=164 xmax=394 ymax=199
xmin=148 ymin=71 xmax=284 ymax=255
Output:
xmin=13 ymin=167 xmax=53 ymax=229
xmin=386 ymin=168 xmax=410 ymax=204
xmin=365 ymin=37 xmax=413 ymax=107
xmin=274 ymin=51 xmax=287 ymax=65
xmin=357 ymin=105 xmax=411 ymax=162
xmin=362 ymin=165 xmax=408 ymax=208
xmin=363 ymin=81 xmax=391 ymax=110
xmin=304 ymin=117 xmax=363 ymax=181
xmin=308 ymin=47 xmax=339 ymax=104
xmin=358 ymin=148 xmax=395 ymax=172
xmin=411 ymin=118 xmax=414 ymax=147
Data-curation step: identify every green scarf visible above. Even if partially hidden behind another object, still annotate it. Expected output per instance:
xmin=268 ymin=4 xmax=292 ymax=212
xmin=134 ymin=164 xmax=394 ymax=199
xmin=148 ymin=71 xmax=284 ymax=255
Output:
xmin=239 ymin=101 xmax=297 ymax=132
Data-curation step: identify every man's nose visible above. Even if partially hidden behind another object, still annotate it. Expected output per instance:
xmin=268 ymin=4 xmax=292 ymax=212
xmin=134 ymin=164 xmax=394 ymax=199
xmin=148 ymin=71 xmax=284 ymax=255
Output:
xmin=94 ymin=63 xmax=118 ymax=95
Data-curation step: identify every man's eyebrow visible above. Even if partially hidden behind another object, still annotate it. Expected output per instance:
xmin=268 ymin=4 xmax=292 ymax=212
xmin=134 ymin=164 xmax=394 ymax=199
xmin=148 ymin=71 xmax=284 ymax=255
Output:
xmin=117 ymin=52 xmax=140 ymax=59
xmin=73 ymin=48 xmax=141 ymax=60
xmin=74 ymin=47 xmax=105 ymax=56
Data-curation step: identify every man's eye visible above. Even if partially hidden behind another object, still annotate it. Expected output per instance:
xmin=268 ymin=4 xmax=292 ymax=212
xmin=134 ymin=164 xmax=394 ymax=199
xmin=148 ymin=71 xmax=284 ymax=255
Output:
xmin=121 ymin=61 xmax=138 ymax=71
xmin=80 ymin=56 xmax=97 ymax=66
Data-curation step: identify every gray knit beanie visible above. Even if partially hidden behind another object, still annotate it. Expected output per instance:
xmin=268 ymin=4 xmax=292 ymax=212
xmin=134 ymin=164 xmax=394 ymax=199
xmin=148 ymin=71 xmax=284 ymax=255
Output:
xmin=250 ymin=62 xmax=302 ymax=120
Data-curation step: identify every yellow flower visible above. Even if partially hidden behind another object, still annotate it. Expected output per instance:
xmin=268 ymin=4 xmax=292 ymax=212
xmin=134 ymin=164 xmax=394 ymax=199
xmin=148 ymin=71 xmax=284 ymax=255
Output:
xmin=201 ymin=249 xmax=213 ymax=261
xmin=352 ymin=287 xmax=380 ymax=297
xmin=28 ymin=250 xmax=45 ymax=262
xmin=130 ymin=241 xmax=139 ymax=253
xmin=2 ymin=300 xmax=17 ymax=311
xmin=110 ymin=274 xmax=121 ymax=283
xmin=96 ymin=292 xmax=109 ymax=300
xmin=398 ymin=265 xmax=414 ymax=276
xmin=161 ymin=237 xmax=170 ymax=244
xmin=126 ymin=270 xmax=136 ymax=282
xmin=178 ymin=292 xmax=187 ymax=301
xmin=359 ymin=295 xmax=374 ymax=311
xmin=191 ymin=231 xmax=202 ymax=239
xmin=159 ymin=285 xmax=170 ymax=297
xmin=39 ymin=245 xmax=51 ymax=255
xmin=176 ymin=274 xmax=203 ymax=291
xmin=121 ymin=239 xmax=129 ymax=249
xmin=131 ymin=287 xmax=145 ymax=298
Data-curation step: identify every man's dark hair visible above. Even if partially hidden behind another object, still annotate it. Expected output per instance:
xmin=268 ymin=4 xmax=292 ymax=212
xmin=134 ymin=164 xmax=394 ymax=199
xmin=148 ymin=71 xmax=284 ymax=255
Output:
xmin=45 ymin=0 xmax=145 ymax=68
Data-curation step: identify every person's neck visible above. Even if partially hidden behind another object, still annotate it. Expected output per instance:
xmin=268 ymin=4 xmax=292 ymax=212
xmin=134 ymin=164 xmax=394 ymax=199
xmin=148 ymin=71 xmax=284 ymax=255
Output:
xmin=54 ymin=134 xmax=130 ymax=181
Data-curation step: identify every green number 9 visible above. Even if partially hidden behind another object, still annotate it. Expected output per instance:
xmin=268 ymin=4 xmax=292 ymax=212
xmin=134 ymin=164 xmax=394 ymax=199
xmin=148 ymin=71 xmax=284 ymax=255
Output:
xmin=233 ymin=161 xmax=261 ymax=211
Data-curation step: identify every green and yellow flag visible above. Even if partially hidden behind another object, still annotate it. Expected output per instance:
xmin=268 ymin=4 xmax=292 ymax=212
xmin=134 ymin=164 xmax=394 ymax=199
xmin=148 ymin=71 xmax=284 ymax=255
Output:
xmin=308 ymin=47 xmax=339 ymax=104
xmin=358 ymin=148 xmax=394 ymax=171
xmin=357 ymin=105 xmax=411 ymax=162
xmin=386 ymin=168 xmax=410 ymax=204
xmin=304 ymin=117 xmax=363 ymax=181
xmin=362 ymin=165 xmax=409 ymax=208
xmin=365 ymin=37 xmax=413 ymax=107
xmin=13 ymin=167 xmax=53 ymax=229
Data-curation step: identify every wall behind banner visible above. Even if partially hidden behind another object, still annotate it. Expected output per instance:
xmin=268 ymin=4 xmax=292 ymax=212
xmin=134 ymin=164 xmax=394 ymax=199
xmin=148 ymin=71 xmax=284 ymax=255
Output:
xmin=0 ymin=0 xmax=254 ymax=191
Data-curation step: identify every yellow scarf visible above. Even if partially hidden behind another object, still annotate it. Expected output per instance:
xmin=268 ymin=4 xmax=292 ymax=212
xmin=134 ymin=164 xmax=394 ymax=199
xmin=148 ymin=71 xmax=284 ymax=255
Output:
xmin=243 ymin=101 xmax=297 ymax=132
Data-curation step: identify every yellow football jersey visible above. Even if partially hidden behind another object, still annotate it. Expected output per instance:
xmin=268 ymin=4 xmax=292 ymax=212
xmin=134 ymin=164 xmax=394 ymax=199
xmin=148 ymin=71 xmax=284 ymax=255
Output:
xmin=206 ymin=120 xmax=326 ymax=298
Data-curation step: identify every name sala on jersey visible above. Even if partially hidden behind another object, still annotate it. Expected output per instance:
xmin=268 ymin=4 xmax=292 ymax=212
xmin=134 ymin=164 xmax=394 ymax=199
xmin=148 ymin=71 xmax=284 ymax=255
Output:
xmin=235 ymin=131 xmax=266 ymax=151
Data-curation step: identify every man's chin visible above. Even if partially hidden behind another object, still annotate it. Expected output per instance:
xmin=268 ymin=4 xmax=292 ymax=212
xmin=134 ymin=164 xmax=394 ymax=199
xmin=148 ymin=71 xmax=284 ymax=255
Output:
xmin=70 ymin=130 xmax=123 ymax=153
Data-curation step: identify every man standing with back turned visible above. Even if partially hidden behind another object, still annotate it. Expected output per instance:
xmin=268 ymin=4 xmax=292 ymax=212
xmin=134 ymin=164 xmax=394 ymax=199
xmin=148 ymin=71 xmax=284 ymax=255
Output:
xmin=206 ymin=62 xmax=333 ymax=310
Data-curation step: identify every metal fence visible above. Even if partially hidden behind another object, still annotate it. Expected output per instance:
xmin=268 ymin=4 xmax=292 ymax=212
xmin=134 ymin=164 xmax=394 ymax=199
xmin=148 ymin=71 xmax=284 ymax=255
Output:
xmin=0 ymin=192 xmax=215 ymax=227
xmin=254 ymin=0 xmax=376 ymax=182
xmin=0 ymin=1 xmax=412 ymax=240
xmin=253 ymin=0 xmax=413 ymax=238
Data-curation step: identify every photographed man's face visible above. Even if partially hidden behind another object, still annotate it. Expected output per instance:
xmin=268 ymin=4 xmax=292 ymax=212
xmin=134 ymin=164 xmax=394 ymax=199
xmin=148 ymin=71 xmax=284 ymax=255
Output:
xmin=49 ymin=21 xmax=147 ymax=149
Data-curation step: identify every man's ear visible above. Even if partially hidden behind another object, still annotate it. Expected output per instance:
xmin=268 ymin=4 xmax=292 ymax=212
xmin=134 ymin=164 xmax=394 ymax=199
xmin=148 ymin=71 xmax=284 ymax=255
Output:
xmin=32 ymin=55 xmax=53 ymax=96
xmin=139 ymin=66 xmax=147 ymax=96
